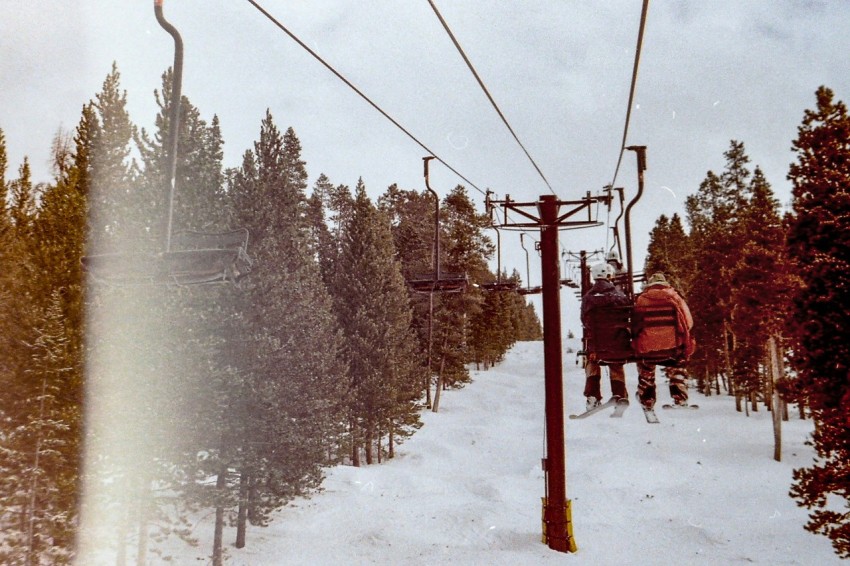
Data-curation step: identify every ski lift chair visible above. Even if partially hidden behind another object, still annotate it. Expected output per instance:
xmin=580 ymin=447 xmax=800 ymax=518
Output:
xmin=82 ymin=230 xmax=252 ymax=286
xmin=517 ymin=285 xmax=542 ymax=296
xmin=82 ymin=0 xmax=252 ymax=286
xmin=408 ymin=272 xmax=469 ymax=294
xmin=406 ymin=157 xmax=469 ymax=295
xmin=480 ymin=280 xmax=519 ymax=292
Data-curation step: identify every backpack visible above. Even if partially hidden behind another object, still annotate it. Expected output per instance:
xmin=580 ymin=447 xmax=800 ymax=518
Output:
xmin=632 ymin=286 xmax=695 ymax=365
xmin=582 ymin=281 xmax=632 ymax=364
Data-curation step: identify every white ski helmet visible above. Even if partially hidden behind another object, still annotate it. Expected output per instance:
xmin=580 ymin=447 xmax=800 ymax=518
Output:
xmin=590 ymin=262 xmax=613 ymax=281
xmin=606 ymin=250 xmax=621 ymax=265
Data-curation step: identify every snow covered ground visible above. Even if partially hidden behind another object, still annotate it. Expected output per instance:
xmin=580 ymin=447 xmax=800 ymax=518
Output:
xmin=162 ymin=340 xmax=842 ymax=565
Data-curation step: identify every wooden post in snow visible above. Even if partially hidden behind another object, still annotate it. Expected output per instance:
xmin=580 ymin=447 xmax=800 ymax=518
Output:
xmin=768 ymin=336 xmax=783 ymax=462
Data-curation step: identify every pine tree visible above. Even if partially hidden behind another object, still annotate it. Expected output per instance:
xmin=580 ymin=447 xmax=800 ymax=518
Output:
xmin=728 ymin=168 xmax=797 ymax=407
xmin=0 ymin=292 xmax=77 ymax=565
xmin=136 ymin=69 xmax=228 ymax=234
xmin=8 ymin=158 xmax=38 ymax=247
xmin=469 ymin=284 xmax=510 ymax=369
xmin=0 ymin=131 xmax=33 ymax=418
xmin=0 ymin=135 xmax=80 ymax=564
xmin=134 ymin=75 xmax=242 ymax=562
xmin=515 ymin=297 xmax=544 ymax=341
xmin=305 ymin=174 xmax=337 ymax=285
xmin=684 ymin=141 xmax=754 ymax=399
xmin=0 ymin=132 xmax=87 ymax=563
xmin=0 ymin=128 xmax=6 ymax=199
xmin=644 ymin=213 xmax=693 ymax=296
xmin=86 ymin=62 xmax=137 ymax=253
xmin=377 ymin=184 xmax=436 ymax=399
xmin=786 ymin=86 xmax=850 ymax=558
xmin=331 ymin=181 xmax=421 ymax=464
xmin=19 ymin=127 xmax=90 ymax=560
xmin=223 ymin=114 xmax=346 ymax=552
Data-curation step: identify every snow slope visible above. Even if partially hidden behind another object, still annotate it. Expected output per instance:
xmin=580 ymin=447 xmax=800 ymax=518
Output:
xmin=163 ymin=340 xmax=841 ymax=565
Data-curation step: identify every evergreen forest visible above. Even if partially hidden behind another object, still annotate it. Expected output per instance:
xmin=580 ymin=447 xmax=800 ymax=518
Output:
xmin=0 ymin=65 xmax=540 ymax=565
xmin=1 ymin=60 xmax=850 ymax=563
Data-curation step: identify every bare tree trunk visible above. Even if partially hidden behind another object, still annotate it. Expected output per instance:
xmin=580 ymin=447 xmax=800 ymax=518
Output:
xmin=432 ymin=334 xmax=449 ymax=413
xmin=247 ymin=474 xmax=258 ymax=525
xmin=763 ymin=361 xmax=771 ymax=413
xmin=25 ymin=378 xmax=47 ymax=566
xmin=723 ymin=323 xmax=741 ymax=412
xmin=763 ymin=358 xmax=773 ymax=413
xmin=351 ymin=418 xmax=360 ymax=467
xmin=388 ymin=419 xmax=395 ymax=459
xmin=365 ymin=424 xmax=374 ymax=465
xmin=236 ymin=471 xmax=249 ymax=549
xmin=212 ymin=466 xmax=227 ymax=566
xmin=768 ymin=336 xmax=783 ymax=462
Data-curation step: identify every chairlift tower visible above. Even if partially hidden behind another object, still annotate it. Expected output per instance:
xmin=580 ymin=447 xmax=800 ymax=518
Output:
xmin=487 ymin=192 xmax=611 ymax=553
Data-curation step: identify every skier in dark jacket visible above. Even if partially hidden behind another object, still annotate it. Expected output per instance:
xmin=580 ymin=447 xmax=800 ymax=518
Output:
xmin=581 ymin=262 xmax=631 ymax=409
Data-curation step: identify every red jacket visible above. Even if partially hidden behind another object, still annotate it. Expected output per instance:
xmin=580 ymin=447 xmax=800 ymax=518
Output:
xmin=632 ymin=284 xmax=696 ymax=358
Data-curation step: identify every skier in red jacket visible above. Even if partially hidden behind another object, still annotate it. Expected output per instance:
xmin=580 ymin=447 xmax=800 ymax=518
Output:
xmin=632 ymin=272 xmax=696 ymax=409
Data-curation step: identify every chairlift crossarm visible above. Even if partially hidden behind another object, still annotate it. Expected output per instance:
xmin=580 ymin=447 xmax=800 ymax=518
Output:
xmin=554 ymin=198 xmax=604 ymax=225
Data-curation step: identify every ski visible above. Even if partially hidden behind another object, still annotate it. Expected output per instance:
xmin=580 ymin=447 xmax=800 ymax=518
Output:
xmin=642 ymin=407 xmax=660 ymax=424
xmin=609 ymin=398 xmax=630 ymax=418
xmin=569 ymin=397 xmax=618 ymax=420
xmin=661 ymin=404 xmax=699 ymax=410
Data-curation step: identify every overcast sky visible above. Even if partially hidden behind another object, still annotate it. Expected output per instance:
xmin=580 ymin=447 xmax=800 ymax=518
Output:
xmin=3 ymin=1 xmax=849 ymax=328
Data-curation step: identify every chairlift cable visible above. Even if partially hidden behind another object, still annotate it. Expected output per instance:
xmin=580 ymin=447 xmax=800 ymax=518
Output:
xmin=607 ymin=0 xmax=650 ymax=191
xmin=244 ymin=1 xmax=581 ymax=246
xmin=245 ymin=0 xmax=486 ymax=197
xmin=427 ymin=0 xmax=558 ymax=198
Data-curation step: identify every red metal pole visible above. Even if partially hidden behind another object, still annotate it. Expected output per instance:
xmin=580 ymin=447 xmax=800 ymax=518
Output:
xmin=538 ymin=195 xmax=570 ymax=552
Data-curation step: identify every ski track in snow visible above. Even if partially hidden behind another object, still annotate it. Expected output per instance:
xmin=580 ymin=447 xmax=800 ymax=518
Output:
xmin=160 ymin=341 xmax=842 ymax=565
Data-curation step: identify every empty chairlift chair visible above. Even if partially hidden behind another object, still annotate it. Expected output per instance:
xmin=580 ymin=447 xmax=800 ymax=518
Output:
xmin=406 ymin=157 xmax=468 ymax=295
xmin=82 ymin=0 xmax=252 ymax=286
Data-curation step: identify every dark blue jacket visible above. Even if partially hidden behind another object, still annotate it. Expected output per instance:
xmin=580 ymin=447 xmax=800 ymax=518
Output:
xmin=581 ymin=279 xmax=630 ymax=326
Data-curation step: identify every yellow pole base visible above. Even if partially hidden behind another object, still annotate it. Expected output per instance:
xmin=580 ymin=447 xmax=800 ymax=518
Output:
xmin=541 ymin=497 xmax=578 ymax=552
